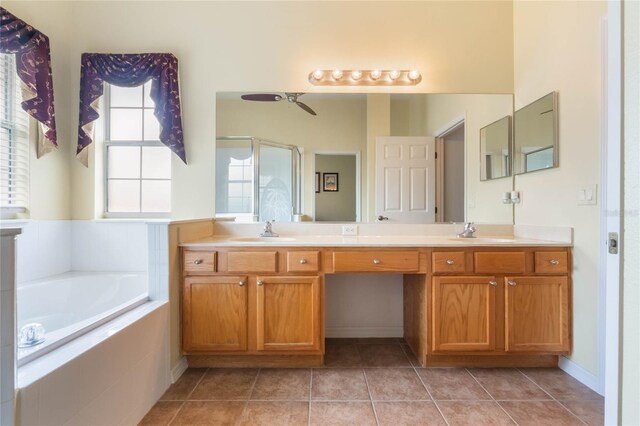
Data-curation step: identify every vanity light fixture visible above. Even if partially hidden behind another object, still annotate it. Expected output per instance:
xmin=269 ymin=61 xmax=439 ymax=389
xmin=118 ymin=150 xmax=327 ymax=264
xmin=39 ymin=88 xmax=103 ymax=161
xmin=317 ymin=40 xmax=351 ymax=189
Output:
xmin=309 ymin=69 xmax=422 ymax=86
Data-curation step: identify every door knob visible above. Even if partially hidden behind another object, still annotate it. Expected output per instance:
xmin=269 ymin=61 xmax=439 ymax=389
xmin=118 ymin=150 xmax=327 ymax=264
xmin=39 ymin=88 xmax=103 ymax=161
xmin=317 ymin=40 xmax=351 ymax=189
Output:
xmin=299 ymin=259 xmax=307 ymax=264
xmin=239 ymin=280 xmax=245 ymax=287
xmin=446 ymin=259 xmax=455 ymax=265
xmin=193 ymin=259 xmax=203 ymax=265
xmin=508 ymin=281 xmax=517 ymax=286
xmin=549 ymin=259 xmax=560 ymax=265
xmin=373 ymin=259 xmax=381 ymax=264
xmin=257 ymin=280 xmax=264 ymax=286
xmin=488 ymin=280 xmax=498 ymax=286
xmin=377 ymin=215 xmax=389 ymax=221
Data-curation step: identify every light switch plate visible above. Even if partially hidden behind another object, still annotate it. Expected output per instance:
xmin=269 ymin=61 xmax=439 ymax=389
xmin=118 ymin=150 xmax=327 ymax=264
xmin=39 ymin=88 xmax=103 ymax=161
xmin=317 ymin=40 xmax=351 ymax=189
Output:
xmin=578 ymin=184 xmax=598 ymax=205
xmin=342 ymin=224 xmax=358 ymax=236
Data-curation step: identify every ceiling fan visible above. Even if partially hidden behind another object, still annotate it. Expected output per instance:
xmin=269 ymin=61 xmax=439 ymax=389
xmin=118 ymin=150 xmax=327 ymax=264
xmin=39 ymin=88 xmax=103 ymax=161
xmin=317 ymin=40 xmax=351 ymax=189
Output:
xmin=240 ymin=92 xmax=317 ymax=116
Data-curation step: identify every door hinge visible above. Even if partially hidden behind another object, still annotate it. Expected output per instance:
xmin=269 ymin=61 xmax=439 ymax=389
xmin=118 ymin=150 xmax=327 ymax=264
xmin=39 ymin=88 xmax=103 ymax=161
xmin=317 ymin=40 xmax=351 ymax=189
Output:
xmin=435 ymin=152 xmax=438 ymax=159
xmin=608 ymin=232 xmax=619 ymax=255
xmin=435 ymin=206 xmax=438 ymax=214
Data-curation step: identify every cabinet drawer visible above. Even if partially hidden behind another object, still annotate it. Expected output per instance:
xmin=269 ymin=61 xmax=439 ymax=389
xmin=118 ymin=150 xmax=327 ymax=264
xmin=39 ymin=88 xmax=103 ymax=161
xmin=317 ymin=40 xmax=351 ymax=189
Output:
xmin=535 ymin=251 xmax=569 ymax=274
xmin=432 ymin=252 xmax=466 ymax=273
xmin=333 ymin=251 xmax=419 ymax=272
xmin=287 ymin=251 xmax=320 ymax=272
xmin=475 ymin=252 xmax=525 ymax=274
xmin=227 ymin=251 xmax=278 ymax=273
xmin=184 ymin=250 xmax=216 ymax=273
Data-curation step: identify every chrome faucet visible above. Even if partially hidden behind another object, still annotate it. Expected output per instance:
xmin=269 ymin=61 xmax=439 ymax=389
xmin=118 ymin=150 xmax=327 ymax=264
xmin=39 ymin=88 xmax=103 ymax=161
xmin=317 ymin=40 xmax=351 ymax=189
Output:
xmin=457 ymin=222 xmax=477 ymax=238
xmin=259 ymin=220 xmax=278 ymax=237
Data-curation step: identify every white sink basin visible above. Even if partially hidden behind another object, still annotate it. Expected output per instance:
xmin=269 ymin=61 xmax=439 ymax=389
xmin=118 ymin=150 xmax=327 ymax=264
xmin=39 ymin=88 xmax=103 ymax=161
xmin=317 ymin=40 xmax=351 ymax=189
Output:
xmin=449 ymin=237 xmax=516 ymax=243
xmin=228 ymin=236 xmax=297 ymax=243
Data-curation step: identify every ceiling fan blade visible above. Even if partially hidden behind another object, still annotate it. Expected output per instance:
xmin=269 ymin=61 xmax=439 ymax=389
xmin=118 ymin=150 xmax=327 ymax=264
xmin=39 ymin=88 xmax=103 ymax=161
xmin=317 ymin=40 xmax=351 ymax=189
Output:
xmin=241 ymin=93 xmax=282 ymax=102
xmin=296 ymin=101 xmax=317 ymax=116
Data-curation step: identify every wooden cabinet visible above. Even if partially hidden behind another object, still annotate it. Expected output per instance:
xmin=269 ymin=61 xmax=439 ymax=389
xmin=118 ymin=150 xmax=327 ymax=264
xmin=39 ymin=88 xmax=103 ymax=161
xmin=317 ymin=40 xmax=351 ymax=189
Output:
xmin=333 ymin=250 xmax=419 ymax=272
xmin=431 ymin=276 xmax=496 ymax=352
xmin=505 ymin=276 xmax=570 ymax=353
xmin=256 ymin=276 xmax=321 ymax=351
xmin=183 ymin=276 xmax=247 ymax=352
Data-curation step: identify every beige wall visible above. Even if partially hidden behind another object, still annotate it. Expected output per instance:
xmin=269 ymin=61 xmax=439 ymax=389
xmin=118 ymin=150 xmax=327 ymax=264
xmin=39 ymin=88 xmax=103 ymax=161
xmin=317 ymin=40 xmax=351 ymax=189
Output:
xmin=216 ymin=95 xmax=367 ymax=220
xmin=5 ymin=1 xmax=514 ymax=220
xmin=5 ymin=2 xmax=73 ymax=220
xmin=513 ymin=0 xmax=607 ymax=376
xmin=622 ymin=0 xmax=639 ymax=422
xmin=424 ymin=94 xmax=514 ymax=224
xmin=315 ymin=155 xmax=357 ymax=222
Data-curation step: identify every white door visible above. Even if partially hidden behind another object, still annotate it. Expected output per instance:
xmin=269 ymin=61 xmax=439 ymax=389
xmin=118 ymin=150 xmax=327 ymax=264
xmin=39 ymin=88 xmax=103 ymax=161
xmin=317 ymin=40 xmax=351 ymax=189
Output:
xmin=375 ymin=136 xmax=436 ymax=223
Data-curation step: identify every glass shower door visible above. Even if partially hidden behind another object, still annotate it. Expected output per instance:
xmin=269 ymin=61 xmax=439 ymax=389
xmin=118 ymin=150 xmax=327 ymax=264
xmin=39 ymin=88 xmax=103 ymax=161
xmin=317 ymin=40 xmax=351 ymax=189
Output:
xmin=257 ymin=143 xmax=293 ymax=223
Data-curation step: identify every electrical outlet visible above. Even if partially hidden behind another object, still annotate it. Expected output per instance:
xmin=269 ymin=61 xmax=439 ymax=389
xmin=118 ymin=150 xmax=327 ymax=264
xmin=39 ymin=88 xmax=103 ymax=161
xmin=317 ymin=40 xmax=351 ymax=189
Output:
xmin=342 ymin=224 xmax=358 ymax=236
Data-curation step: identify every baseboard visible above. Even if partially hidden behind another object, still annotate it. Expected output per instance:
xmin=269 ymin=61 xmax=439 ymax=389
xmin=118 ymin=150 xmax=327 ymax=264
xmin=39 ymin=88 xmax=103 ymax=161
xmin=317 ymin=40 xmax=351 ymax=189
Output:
xmin=325 ymin=326 xmax=403 ymax=338
xmin=171 ymin=356 xmax=188 ymax=384
xmin=558 ymin=356 xmax=603 ymax=395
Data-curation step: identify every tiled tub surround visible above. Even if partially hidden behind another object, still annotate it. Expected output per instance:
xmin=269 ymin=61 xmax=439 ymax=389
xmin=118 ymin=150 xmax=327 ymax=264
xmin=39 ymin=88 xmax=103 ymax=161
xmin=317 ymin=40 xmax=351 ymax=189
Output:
xmin=141 ymin=339 xmax=603 ymax=426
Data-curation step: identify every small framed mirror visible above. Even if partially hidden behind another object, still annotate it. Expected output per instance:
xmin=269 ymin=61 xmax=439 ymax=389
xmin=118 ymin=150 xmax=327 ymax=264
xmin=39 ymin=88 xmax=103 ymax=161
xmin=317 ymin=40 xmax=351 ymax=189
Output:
xmin=480 ymin=115 xmax=511 ymax=181
xmin=514 ymin=91 xmax=558 ymax=174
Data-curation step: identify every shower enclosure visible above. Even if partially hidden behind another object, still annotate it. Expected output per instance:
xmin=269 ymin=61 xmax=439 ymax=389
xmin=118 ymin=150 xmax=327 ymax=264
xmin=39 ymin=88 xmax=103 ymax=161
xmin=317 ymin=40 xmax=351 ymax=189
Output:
xmin=216 ymin=137 xmax=302 ymax=222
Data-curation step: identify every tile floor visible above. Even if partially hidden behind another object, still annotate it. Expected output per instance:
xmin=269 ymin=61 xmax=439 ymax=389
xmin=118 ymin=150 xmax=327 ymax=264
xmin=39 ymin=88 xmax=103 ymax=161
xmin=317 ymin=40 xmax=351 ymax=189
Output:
xmin=140 ymin=339 xmax=603 ymax=425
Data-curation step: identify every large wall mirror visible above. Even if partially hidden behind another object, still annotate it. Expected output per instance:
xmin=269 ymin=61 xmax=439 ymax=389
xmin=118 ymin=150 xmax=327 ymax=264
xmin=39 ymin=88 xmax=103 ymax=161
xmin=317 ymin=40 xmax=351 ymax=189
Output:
xmin=216 ymin=92 xmax=514 ymax=224
xmin=514 ymin=92 xmax=558 ymax=174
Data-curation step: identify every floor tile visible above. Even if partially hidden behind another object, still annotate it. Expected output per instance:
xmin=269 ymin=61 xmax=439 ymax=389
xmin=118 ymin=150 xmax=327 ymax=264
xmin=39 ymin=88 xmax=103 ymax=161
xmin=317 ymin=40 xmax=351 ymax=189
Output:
xmin=188 ymin=368 xmax=258 ymax=400
xmin=520 ymin=368 xmax=603 ymax=400
xmin=500 ymin=401 xmax=584 ymax=426
xmin=417 ymin=368 xmax=491 ymax=400
xmin=400 ymin=344 xmax=423 ymax=367
xmin=324 ymin=344 xmax=363 ymax=368
xmin=375 ymin=401 xmax=447 ymax=426
xmin=238 ymin=401 xmax=309 ymax=425
xmin=468 ymin=368 xmax=551 ymax=400
xmin=560 ymin=399 xmax=605 ymax=426
xmin=309 ymin=401 xmax=377 ymax=425
xmin=251 ymin=369 xmax=311 ymax=401
xmin=137 ymin=401 xmax=182 ymax=425
xmin=438 ymin=401 xmax=515 ymax=425
xmin=358 ymin=344 xmax=411 ymax=367
xmin=312 ymin=368 xmax=370 ymax=400
xmin=159 ymin=368 xmax=206 ymax=400
xmin=354 ymin=337 xmax=402 ymax=345
xmin=365 ymin=368 xmax=430 ymax=400
xmin=170 ymin=401 xmax=245 ymax=425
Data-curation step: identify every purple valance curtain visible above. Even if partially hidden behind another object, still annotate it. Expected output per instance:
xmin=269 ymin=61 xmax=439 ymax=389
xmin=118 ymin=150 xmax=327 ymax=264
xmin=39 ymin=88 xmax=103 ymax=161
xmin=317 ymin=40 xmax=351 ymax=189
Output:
xmin=78 ymin=53 xmax=186 ymax=166
xmin=0 ymin=7 xmax=57 ymax=157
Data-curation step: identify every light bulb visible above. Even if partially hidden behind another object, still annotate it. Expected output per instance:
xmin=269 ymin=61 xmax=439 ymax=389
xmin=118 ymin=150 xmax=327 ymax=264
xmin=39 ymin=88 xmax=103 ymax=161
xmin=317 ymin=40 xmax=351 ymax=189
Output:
xmin=408 ymin=70 xmax=421 ymax=81
xmin=370 ymin=69 xmax=381 ymax=80
xmin=389 ymin=70 xmax=400 ymax=80
xmin=332 ymin=69 xmax=343 ymax=80
xmin=351 ymin=70 xmax=363 ymax=80
xmin=312 ymin=69 xmax=324 ymax=80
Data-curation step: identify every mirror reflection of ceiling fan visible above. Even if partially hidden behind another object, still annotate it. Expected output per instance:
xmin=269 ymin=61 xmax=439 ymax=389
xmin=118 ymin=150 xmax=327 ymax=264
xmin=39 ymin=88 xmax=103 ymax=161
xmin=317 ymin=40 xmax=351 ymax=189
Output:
xmin=240 ymin=92 xmax=317 ymax=116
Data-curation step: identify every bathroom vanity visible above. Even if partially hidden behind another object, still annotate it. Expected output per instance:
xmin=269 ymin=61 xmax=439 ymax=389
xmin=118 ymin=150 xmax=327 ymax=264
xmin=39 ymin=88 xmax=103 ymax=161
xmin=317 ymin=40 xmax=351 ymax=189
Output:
xmin=180 ymin=235 xmax=571 ymax=368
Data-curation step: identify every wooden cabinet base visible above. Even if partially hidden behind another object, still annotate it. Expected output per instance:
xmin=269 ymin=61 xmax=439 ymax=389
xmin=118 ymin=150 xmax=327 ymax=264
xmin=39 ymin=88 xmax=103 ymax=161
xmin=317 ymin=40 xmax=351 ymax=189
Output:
xmin=422 ymin=354 xmax=558 ymax=368
xmin=187 ymin=354 xmax=324 ymax=368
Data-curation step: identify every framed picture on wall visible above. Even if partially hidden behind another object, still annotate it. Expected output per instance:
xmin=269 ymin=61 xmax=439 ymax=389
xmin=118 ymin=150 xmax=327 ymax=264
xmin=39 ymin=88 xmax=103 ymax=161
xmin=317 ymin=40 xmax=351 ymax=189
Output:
xmin=315 ymin=172 xmax=320 ymax=193
xmin=323 ymin=173 xmax=339 ymax=192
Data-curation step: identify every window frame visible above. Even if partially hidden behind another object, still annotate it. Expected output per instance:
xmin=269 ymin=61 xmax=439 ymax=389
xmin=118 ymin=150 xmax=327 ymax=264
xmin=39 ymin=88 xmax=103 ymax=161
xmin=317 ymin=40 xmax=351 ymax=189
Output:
xmin=103 ymin=83 xmax=171 ymax=218
xmin=0 ymin=53 xmax=29 ymax=214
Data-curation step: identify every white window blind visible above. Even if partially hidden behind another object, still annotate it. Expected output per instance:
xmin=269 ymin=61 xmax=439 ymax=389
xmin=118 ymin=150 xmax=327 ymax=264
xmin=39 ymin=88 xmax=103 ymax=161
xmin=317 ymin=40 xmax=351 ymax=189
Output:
xmin=0 ymin=53 xmax=29 ymax=210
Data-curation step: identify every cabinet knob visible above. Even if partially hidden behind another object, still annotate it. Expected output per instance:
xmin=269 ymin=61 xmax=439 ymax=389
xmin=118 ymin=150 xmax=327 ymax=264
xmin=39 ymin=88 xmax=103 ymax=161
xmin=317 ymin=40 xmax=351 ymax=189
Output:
xmin=446 ymin=259 xmax=455 ymax=265
xmin=373 ymin=259 xmax=381 ymax=264
xmin=193 ymin=259 xmax=203 ymax=265
xmin=299 ymin=259 xmax=307 ymax=264
xmin=257 ymin=280 xmax=264 ymax=286
xmin=239 ymin=281 xmax=245 ymax=287
xmin=549 ymin=259 xmax=560 ymax=265
xmin=508 ymin=280 xmax=517 ymax=287
xmin=488 ymin=280 xmax=498 ymax=286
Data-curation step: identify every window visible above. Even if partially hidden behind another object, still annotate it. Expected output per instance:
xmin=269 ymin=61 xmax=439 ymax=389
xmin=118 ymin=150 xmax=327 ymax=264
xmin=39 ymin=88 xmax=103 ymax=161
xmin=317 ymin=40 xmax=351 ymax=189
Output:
xmin=105 ymin=82 xmax=171 ymax=216
xmin=0 ymin=54 xmax=29 ymax=212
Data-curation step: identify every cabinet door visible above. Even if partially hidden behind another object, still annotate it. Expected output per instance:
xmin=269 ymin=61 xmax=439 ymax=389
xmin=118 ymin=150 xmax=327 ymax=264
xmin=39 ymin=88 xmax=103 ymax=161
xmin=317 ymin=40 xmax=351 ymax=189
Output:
xmin=183 ymin=276 xmax=248 ymax=352
xmin=432 ymin=276 xmax=497 ymax=352
xmin=256 ymin=276 xmax=321 ymax=352
xmin=505 ymin=276 xmax=570 ymax=353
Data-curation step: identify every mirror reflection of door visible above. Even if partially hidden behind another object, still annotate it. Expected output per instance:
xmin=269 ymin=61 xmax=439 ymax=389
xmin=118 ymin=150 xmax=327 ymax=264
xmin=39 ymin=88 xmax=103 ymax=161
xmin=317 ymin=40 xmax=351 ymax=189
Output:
xmin=314 ymin=153 xmax=359 ymax=222
xmin=440 ymin=125 xmax=465 ymax=223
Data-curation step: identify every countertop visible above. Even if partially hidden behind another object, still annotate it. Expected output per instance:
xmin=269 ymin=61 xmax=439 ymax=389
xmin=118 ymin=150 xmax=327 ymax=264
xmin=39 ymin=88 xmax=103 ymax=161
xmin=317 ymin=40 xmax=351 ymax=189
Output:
xmin=181 ymin=235 xmax=572 ymax=248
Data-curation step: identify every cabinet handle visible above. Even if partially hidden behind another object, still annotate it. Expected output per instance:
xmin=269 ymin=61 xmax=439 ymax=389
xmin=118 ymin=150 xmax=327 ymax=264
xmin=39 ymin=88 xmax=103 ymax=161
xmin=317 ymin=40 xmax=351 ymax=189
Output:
xmin=257 ymin=280 xmax=264 ymax=286
xmin=508 ymin=280 xmax=517 ymax=287
xmin=193 ymin=259 xmax=203 ymax=265
xmin=549 ymin=259 xmax=560 ymax=265
xmin=373 ymin=259 xmax=381 ymax=264
xmin=488 ymin=280 xmax=497 ymax=286
xmin=239 ymin=280 xmax=245 ymax=287
xmin=299 ymin=259 xmax=307 ymax=264
xmin=446 ymin=259 xmax=455 ymax=265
